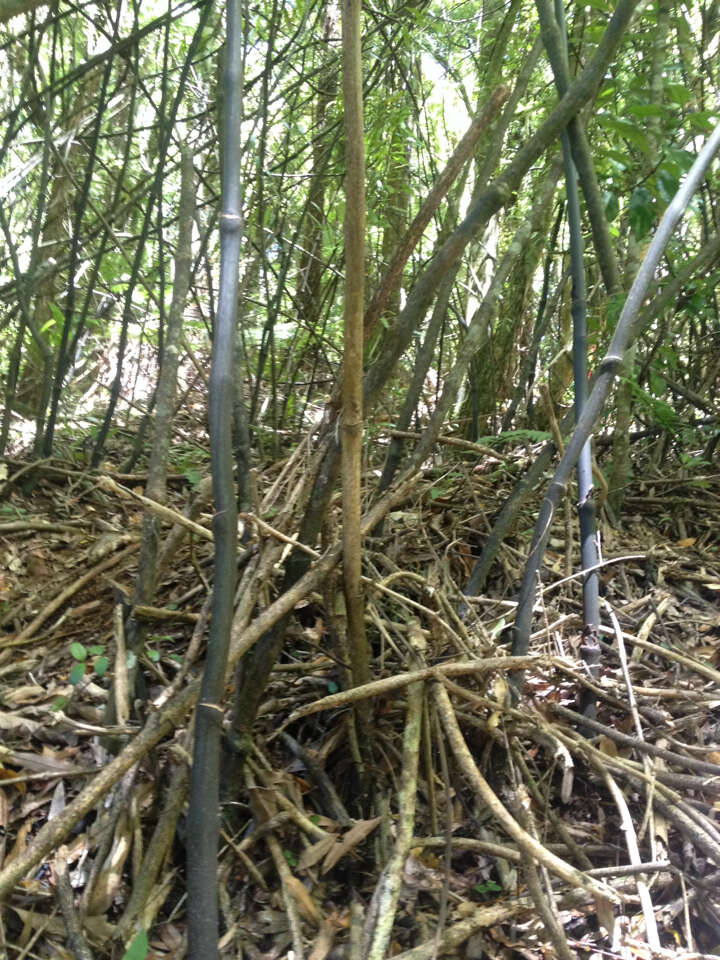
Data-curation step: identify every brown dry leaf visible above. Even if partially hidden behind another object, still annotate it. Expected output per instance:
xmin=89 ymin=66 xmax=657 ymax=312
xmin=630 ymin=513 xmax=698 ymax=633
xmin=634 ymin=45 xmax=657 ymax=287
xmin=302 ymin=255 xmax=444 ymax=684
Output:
xmin=5 ymin=749 xmax=81 ymax=774
xmin=5 ymin=818 xmax=32 ymax=865
xmin=155 ymin=923 xmax=184 ymax=954
xmin=297 ymin=835 xmax=338 ymax=871
xmin=86 ymin=809 xmax=132 ymax=915
xmin=676 ymin=537 xmax=697 ymax=548
xmin=3 ymin=684 xmax=46 ymax=706
xmin=597 ymin=735 xmax=617 ymax=758
xmin=284 ymin=874 xmax=322 ymax=925
xmin=707 ymin=751 xmax=720 ymax=765
xmin=9 ymin=906 xmax=114 ymax=939
xmin=0 ymin=711 xmax=42 ymax=737
xmin=322 ymin=816 xmax=383 ymax=873
xmin=0 ymin=769 xmax=25 ymax=795
xmin=308 ymin=917 xmax=337 ymax=960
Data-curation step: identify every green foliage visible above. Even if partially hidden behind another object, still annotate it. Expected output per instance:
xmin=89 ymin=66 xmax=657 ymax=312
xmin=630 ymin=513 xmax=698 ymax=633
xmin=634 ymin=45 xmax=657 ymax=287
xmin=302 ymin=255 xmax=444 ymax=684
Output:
xmin=478 ymin=430 xmax=551 ymax=446
xmin=121 ymin=931 xmax=148 ymax=960
xmin=69 ymin=663 xmax=86 ymax=686
xmin=68 ymin=641 xmax=109 ymax=678
xmin=474 ymin=880 xmax=502 ymax=895
xmin=628 ymin=187 xmax=654 ymax=239
xmin=94 ymin=656 xmax=109 ymax=677
xmin=630 ymin=380 xmax=681 ymax=433
xmin=282 ymin=848 xmax=298 ymax=868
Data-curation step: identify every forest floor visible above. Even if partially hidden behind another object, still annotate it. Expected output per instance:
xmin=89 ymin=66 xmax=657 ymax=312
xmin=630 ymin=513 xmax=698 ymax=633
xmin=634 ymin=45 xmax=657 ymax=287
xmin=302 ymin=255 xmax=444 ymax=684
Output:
xmin=0 ymin=427 xmax=719 ymax=960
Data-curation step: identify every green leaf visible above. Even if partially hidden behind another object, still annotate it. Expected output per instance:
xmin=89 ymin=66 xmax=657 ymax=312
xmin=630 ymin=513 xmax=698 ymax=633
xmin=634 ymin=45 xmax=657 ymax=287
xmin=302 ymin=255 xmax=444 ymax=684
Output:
xmin=121 ymin=930 xmax=148 ymax=960
xmin=169 ymin=654 xmax=183 ymax=664
xmin=49 ymin=301 xmax=65 ymax=325
xmin=69 ymin=663 xmax=86 ymax=686
xmin=603 ymin=190 xmax=619 ymax=222
xmin=649 ymin=368 xmax=666 ymax=395
xmin=474 ymin=880 xmax=502 ymax=894
xmin=628 ymin=187 xmax=654 ymax=239
xmin=627 ymin=103 xmax=665 ymax=119
xmin=327 ymin=680 xmax=338 ymax=694
xmin=88 ymin=645 xmax=105 ymax=656
xmin=70 ymin=642 xmax=87 ymax=662
xmin=429 ymin=487 xmax=446 ymax=500
xmin=598 ymin=114 xmax=650 ymax=155
xmin=665 ymin=147 xmax=695 ymax=173
xmin=94 ymin=656 xmax=109 ymax=677
xmin=665 ymin=82 xmax=692 ymax=105
xmin=51 ymin=696 xmax=69 ymax=712
xmin=655 ymin=168 xmax=679 ymax=204
xmin=686 ymin=110 xmax=717 ymax=133
xmin=146 ymin=649 xmax=160 ymax=662
xmin=183 ymin=467 xmax=202 ymax=487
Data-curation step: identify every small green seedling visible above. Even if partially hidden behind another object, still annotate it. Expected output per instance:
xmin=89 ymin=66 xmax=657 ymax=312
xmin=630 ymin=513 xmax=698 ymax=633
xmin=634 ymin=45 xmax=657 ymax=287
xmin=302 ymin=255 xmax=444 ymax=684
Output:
xmin=68 ymin=641 xmax=109 ymax=681
xmin=474 ymin=880 xmax=502 ymax=896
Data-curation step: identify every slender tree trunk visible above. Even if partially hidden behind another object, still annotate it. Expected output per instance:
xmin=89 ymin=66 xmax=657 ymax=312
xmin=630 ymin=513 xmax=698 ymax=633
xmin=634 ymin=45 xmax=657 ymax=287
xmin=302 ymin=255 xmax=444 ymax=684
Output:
xmin=340 ymin=0 xmax=369 ymax=703
xmin=186 ymin=3 xmax=244 ymax=956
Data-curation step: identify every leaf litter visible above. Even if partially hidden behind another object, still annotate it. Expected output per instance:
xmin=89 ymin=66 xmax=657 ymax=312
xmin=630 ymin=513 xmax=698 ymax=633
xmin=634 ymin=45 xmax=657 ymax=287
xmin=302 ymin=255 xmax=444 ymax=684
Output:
xmin=0 ymin=436 xmax=719 ymax=960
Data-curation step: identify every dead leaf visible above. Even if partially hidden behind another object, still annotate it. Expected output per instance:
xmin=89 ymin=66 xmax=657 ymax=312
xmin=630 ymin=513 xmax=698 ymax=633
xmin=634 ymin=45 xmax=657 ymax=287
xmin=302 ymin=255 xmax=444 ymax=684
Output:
xmin=86 ymin=809 xmax=132 ymax=915
xmin=597 ymin=735 xmax=617 ymax=758
xmin=3 ymin=685 xmax=46 ymax=706
xmin=9 ymin=906 xmax=114 ymax=939
xmin=284 ymin=874 xmax=322 ymax=925
xmin=5 ymin=819 xmax=32 ymax=865
xmin=0 ymin=769 xmax=25 ymax=795
xmin=322 ymin=816 xmax=382 ymax=873
xmin=676 ymin=537 xmax=696 ymax=548
xmin=297 ymin=835 xmax=337 ymax=871
xmin=308 ymin=917 xmax=336 ymax=960
xmin=47 ymin=781 xmax=66 ymax=821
